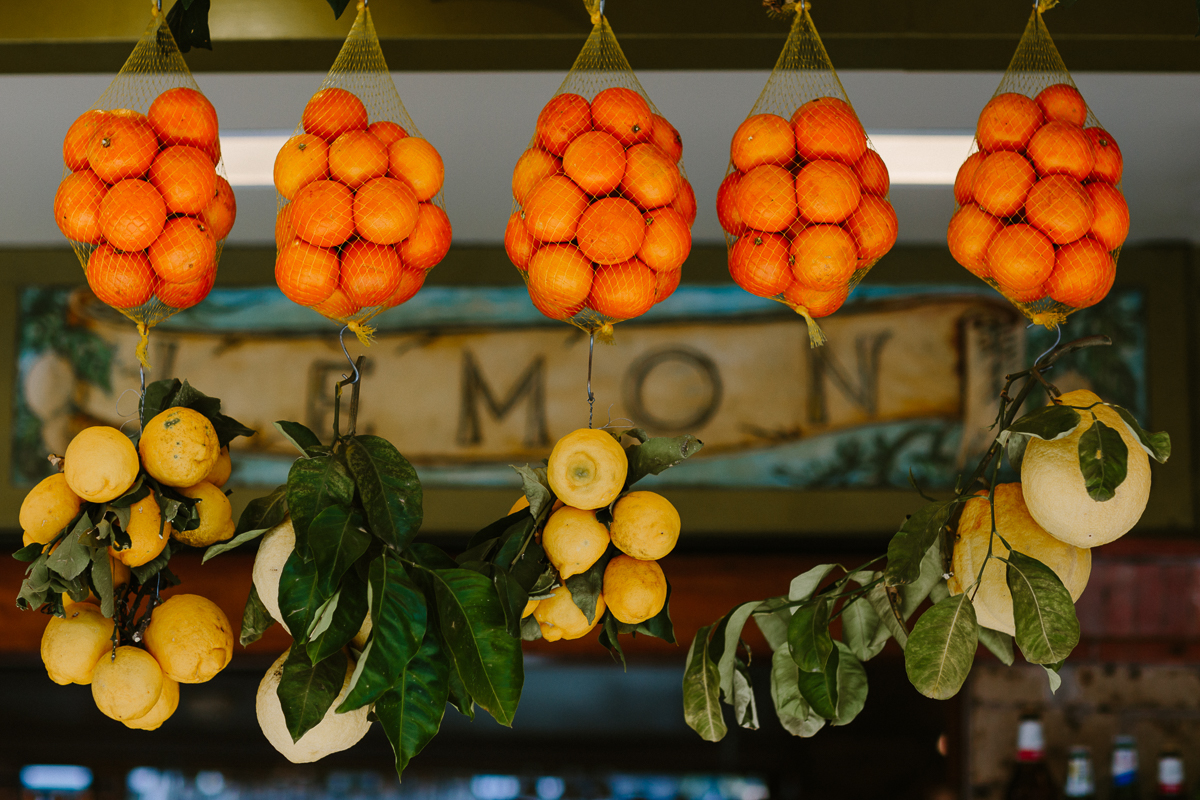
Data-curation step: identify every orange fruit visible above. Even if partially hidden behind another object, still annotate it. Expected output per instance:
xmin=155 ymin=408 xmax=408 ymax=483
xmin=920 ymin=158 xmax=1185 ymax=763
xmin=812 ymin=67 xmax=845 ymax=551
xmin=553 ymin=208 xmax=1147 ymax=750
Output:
xmin=1084 ymin=181 xmax=1129 ymax=251
xmin=148 ymin=217 xmax=217 ymax=284
xmin=505 ymin=211 xmax=537 ymax=270
xmin=790 ymin=224 xmax=858 ymax=290
xmin=975 ymin=93 xmax=1043 ymax=152
xmin=729 ymin=232 xmax=791 ymax=297
xmin=329 ymin=130 xmax=388 ymax=189
xmin=302 ymin=88 xmax=368 ymax=143
xmin=148 ymin=88 xmax=218 ymax=151
xmin=591 ymin=87 xmax=653 ymax=148
xmin=399 ymin=203 xmax=453 ymax=270
xmin=383 ymin=265 xmax=426 ymax=308
xmin=99 ymin=179 xmax=167 ymax=252
xmin=367 ymin=121 xmax=407 ymax=147
xmin=716 ymin=172 xmax=746 ymax=236
xmin=947 ymin=205 xmax=1003 ymax=279
xmin=522 ymin=175 xmax=588 ymax=243
xmin=339 ymin=239 xmax=403 ymax=306
xmin=1025 ymin=175 xmax=1094 ymax=245
xmin=86 ymin=246 xmax=156 ymax=308
xmin=88 ymin=115 xmax=158 ymax=184
xmin=273 ymin=134 xmax=330 ymax=201
xmin=576 ymin=197 xmax=646 ymax=265
xmin=784 ymin=280 xmax=850 ymax=318
xmin=854 ymin=149 xmax=890 ymax=196
xmin=353 ymin=176 xmax=419 ymax=245
xmin=1035 ymin=84 xmax=1087 ymax=127
xmin=527 ymin=243 xmax=594 ymax=308
xmin=954 ymin=151 xmax=986 ymax=206
xmin=275 ymin=239 xmax=339 ymax=305
xmin=290 ymin=180 xmax=354 ymax=248
xmin=536 ymin=94 xmax=592 ymax=156
xmin=275 ymin=203 xmax=295 ymax=248
xmin=512 ymin=148 xmax=562 ymax=205
xmin=621 ymin=143 xmax=682 ymax=210
xmin=313 ymin=286 xmax=361 ymax=321
xmin=791 ymin=97 xmax=866 ymax=165
xmin=529 ymin=285 xmax=583 ymax=321
xmin=54 ymin=170 xmax=107 ymax=244
xmin=563 ymin=131 xmax=626 ymax=196
xmin=201 ymin=136 xmax=221 ymax=168
xmin=986 ymin=223 xmax=1054 ymax=291
xmin=796 ymin=160 xmax=862 ymax=224
xmin=1027 ymin=121 xmax=1094 ymax=181
xmin=388 ymin=138 xmax=444 ymax=201
xmin=734 ymin=165 xmax=798 ymax=233
xmin=972 ymin=151 xmax=1035 ymax=217
xmin=1046 ymin=237 xmax=1115 ymax=308
xmin=649 ymin=114 xmax=683 ymax=163
xmin=730 ymin=114 xmax=795 ymax=172
xmin=586 ymin=258 xmax=657 ymax=320
xmin=149 ymin=145 xmax=217 ymax=215
xmin=201 ymin=176 xmax=237 ymax=241
xmin=655 ymin=267 xmax=682 ymax=303
xmin=638 ymin=207 xmax=690 ymax=272
xmin=1004 ymin=281 xmax=1047 ymax=304
xmin=1085 ymin=128 xmax=1123 ymax=184
xmin=63 ymin=110 xmax=107 ymax=172
xmin=157 ymin=269 xmax=215 ymax=310
xmin=843 ymin=194 xmax=897 ymax=261
xmin=672 ymin=179 xmax=697 ymax=226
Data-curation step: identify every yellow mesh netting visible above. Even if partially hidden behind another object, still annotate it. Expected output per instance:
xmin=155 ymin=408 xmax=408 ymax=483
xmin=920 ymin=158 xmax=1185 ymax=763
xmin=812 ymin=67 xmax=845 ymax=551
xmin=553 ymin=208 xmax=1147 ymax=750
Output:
xmin=947 ymin=7 xmax=1126 ymax=329
xmin=54 ymin=7 xmax=234 ymax=368
xmin=273 ymin=2 xmax=450 ymax=345
xmin=505 ymin=0 xmax=696 ymax=343
xmin=718 ymin=4 xmax=897 ymax=348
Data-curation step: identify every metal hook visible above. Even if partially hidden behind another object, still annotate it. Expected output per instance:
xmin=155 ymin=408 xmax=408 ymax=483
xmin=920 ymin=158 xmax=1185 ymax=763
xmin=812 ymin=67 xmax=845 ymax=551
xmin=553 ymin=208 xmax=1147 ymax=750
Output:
xmin=587 ymin=330 xmax=596 ymax=429
xmin=1031 ymin=322 xmax=1063 ymax=366
xmin=339 ymin=325 xmax=361 ymax=385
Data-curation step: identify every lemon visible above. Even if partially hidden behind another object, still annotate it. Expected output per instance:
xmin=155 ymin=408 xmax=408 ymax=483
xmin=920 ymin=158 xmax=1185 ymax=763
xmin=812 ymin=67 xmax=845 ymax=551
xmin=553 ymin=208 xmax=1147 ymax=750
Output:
xmin=1021 ymin=390 xmax=1152 ymax=548
xmin=139 ymin=407 xmax=220 ymax=488
xmin=124 ymin=674 xmax=179 ymax=730
xmin=91 ymin=645 xmax=163 ymax=721
xmin=534 ymin=584 xmax=606 ymax=642
xmin=63 ymin=426 xmax=140 ymax=503
xmin=509 ymin=495 xmax=530 ymax=515
xmin=20 ymin=473 xmax=83 ymax=546
xmin=603 ymin=554 xmax=667 ymax=624
xmin=256 ymin=648 xmax=372 ymax=763
xmin=522 ymin=598 xmax=540 ymax=618
xmin=171 ymin=481 xmax=234 ymax=548
xmin=110 ymin=493 xmax=169 ymax=568
xmin=547 ymin=428 xmax=627 ymax=510
xmin=543 ymin=506 xmax=610 ymax=579
xmin=609 ymin=491 xmax=680 ymax=560
xmin=41 ymin=602 xmax=114 ymax=685
xmin=205 ymin=446 xmax=232 ymax=488
xmin=947 ymin=483 xmax=1091 ymax=636
xmin=252 ymin=518 xmax=295 ymax=630
xmin=144 ymin=594 xmax=234 ymax=684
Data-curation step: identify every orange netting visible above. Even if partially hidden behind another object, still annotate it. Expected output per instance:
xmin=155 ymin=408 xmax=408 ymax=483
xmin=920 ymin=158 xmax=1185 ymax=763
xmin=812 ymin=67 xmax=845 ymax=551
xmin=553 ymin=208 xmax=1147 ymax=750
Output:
xmin=947 ymin=4 xmax=1127 ymax=328
xmin=273 ymin=2 xmax=450 ymax=344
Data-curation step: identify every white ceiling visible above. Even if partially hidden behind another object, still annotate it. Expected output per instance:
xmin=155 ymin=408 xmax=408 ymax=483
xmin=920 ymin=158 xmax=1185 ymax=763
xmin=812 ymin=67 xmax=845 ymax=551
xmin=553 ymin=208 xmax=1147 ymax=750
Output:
xmin=3 ymin=70 xmax=1198 ymax=248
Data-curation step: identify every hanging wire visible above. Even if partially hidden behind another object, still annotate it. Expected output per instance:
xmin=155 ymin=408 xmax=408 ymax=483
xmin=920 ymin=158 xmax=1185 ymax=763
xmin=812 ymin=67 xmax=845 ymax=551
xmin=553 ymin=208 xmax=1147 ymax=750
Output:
xmin=587 ymin=331 xmax=596 ymax=428
xmin=1032 ymin=322 xmax=1064 ymax=366
xmin=339 ymin=325 xmax=361 ymax=386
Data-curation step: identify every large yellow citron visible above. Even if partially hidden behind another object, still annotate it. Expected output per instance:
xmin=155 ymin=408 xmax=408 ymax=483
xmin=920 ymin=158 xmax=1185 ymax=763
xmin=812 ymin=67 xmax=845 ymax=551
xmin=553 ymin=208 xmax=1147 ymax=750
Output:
xmin=542 ymin=506 xmax=610 ymax=579
xmin=110 ymin=493 xmax=170 ymax=568
xmin=609 ymin=491 xmax=680 ymax=560
xmin=947 ymin=483 xmax=1091 ymax=636
xmin=547 ymin=429 xmax=627 ymax=510
xmin=63 ymin=426 xmax=140 ymax=503
xmin=41 ymin=602 xmax=114 ymax=685
xmin=144 ymin=594 xmax=234 ymax=684
xmin=534 ymin=584 xmax=606 ymax=642
xmin=171 ymin=481 xmax=235 ymax=548
xmin=124 ymin=674 xmax=180 ymax=730
xmin=603 ymin=554 xmax=667 ymax=624
xmin=91 ymin=645 xmax=163 ymax=721
xmin=139 ymin=407 xmax=221 ymax=488
xmin=20 ymin=473 xmax=83 ymax=545
xmin=1021 ymin=389 xmax=1151 ymax=548
xmin=252 ymin=518 xmax=295 ymax=630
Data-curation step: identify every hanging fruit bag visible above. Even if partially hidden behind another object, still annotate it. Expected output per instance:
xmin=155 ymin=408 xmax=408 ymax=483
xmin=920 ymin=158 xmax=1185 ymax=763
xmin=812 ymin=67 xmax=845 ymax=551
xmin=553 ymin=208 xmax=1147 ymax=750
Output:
xmin=273 ymin=1 xmax=452 ymax=342
xmin=505 ymin=0 xmax=697 ymax=342
xmin=53 ymin=4 xmax=237 ymax=367
xmin=718 ymin=2 xmax=897 ymax=347
xmin=947 ymin=1 xmax=1127 ymax=328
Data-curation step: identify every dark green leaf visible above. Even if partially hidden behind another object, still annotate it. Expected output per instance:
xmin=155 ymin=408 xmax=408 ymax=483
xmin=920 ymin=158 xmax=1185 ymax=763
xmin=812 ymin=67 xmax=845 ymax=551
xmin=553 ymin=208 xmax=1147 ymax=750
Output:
xmin=240 ymin=584 xmax=275 ymax=647
xmin=899 ymin=537 xmax=945 ymax=619
xmin=375 ymin=632 xmax=450 ymax=777
xmin=789 ymin=564 xmax=837 ymax=601
xmin=326 ymin=0 xmax=352 ymax=19
xmin=445 ymin=666 xmax=475 ymax=720
xmin=232 ymin=485 xmax=289 ymax=536
xmin=564 ymin=551 xmax=611 ymax=625
xmin=203 ymin=527 xmax=269 ymax=564
xmin=308 ymin=506 xmax=371 ymax=598
xmin=109 ymin=476 xmax=148 ymax=510
xmin=796 ymin=646 xmax=839 ymax=719
xmin=307 ymin=568 xmax=368 ymax=663
xmin=288 ymin=454 xmax=355 ymax=557
xmin=131 ymin=540 xmax=173 ymax=584
xmin=277 ymin=647 xmax=347 ymax=743
xmin=492 ymin=517 xmax=538 ymax=572
xmin=731 ymin=661 xmax=759 ymax=730
xmin=408 ymin=543 xmax=458 ymax=572
xmin=754 ymin=606 xmax=790 ymax=651
xmin=275 ymin=421 xmax=325 ymax=457
xmin=1078 ymin=419 xmax=1129 ymax=501
xmin=511 ymin=464 xmax=553 ymax=522
xmin=905 ymin=594 xmax=978 ymax=700
xmin=1005 ymin=403 xmax=1082 ymax=442
xmin=832 ymin=641 xmax=867 ymax=726
xmin=682 ymin=625 xmax=727 ymax=742
xmin=840 ymin=595 xmax=885 ymax=662
xmin=16 ymin=559 xmax=52 ymax=611
xmin=1005 ymin=550 xmax=1080 ymax=665
xmin=140 ymin=379 xmax=181 ymax=427
xmin=770 ymin=645 xmax=824 ymax=737
xmin=978 ymin=626 xmax=1015 ymax=666
xmin=278 ymin=548 xmax=326 ymax=641
xmin=525 ymin=560 xmax=560 ymax=599
xmin=885 ymin=499 xmax=959 ymax=587
xmin=345 ymin=436 xmax=423 ymax=553
xmin=1109 ymin=404 xmax=1170 ymax=463
xmin=624 ymin=434 xmax=705 ymax=487
xmin=91 ymin=547 xmax=115 ymax=618
xmin=631 ymin=578 xmax=675 ymax=643
xmin=521 ymin=613 xmax=543 ymax=642
xmin=865 ymin=583 xmax=908 ymax=649
xmin=788 ymin=597 xmax=833 ymax=674
xmin=166 ymin=0 xmax=212 ymax=54
xmin=13 ymin=542 xmax=44 ymax=562
xmin=708 ymin=601 xmax=759 ymax=701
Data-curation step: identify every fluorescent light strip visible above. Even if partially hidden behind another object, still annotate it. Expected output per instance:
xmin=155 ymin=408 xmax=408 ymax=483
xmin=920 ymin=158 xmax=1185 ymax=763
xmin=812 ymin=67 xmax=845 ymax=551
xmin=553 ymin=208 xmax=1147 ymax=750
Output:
xmin=866 ymin=132 xmax=975 ymax=185
xmin=219 ymin=130 xmax=292 ymax=187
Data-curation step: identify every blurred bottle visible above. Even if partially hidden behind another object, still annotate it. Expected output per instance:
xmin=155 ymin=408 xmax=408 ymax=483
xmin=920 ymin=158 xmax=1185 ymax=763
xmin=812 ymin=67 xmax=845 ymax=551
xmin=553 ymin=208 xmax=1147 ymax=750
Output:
xmin=1005 ymin=715 xmax=1061 ymax=800
xmin=1110 ymin=735 xmax=1139 ymax=800
xmin=1157 ymin=751 xmax=1185 ymax=798
xmin=1063 ymin=746 xmax=1095 ymax=799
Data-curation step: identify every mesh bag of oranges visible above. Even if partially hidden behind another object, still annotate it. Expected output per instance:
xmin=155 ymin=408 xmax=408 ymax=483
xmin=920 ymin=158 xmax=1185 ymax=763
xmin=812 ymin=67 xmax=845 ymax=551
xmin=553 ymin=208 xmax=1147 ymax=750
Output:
xmin=947 ymin=2 xmax=1128 ymax=327
xmin=718 ymin=2 xmax=897 ymax=347
xmin=273 ymin=2 xmax=451 ymax=342
xmin=53 ymin=7 xmax=236 ymax=367
xmin=504 ymin=0 xmax=697 ymax=340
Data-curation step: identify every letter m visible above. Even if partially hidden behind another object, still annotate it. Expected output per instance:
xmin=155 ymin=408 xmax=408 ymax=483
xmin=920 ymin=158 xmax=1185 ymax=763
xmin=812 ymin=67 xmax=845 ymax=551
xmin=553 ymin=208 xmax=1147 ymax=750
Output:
xmin=457 ymin=350 xmax=549 ymax=448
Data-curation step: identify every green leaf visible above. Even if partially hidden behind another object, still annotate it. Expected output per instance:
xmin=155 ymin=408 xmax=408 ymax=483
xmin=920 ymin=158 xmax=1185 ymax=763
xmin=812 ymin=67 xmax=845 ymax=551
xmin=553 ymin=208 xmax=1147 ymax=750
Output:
xmin=16 ymin=559 xmax=51 ymax=611
xmin=789 ymin=564 xmax=837 ymax=602
xmin=1044 ymin=665 xmax=1062 ymax=694
xmin=1109 ymin=404 xmax=1171 ymax=464
xmin=1006 ymin=432 xmax=1030 ymax=471
xmin=795 ymin=646 xmax=838 ymax=719
xmin=511 ymin=464 xmax=553 ymax=522
xmin=832 ymin=641 xmax=867 ymax=726
xmin=325 ymin=0 xmax=352 ymax=19
xmin=131 ymin=540 xmax=173 ymax=584
xmin=445 ymin=666 xmax=475 ymax=720
xmin=375 ymin=631 xmax=450 ymax=778
xmin=899 ymin=537 xmax=945 ymax=618
xmin=275 ymin=421 xmax=324 ymax=457
xmin=91 ymin=547 xmax=115 ymax=618
xmin=521 ymin=613 xmax=543 ymax=642
xmin=46 ymin=527 xmax=92 ymax=580
xmin=885 ymin=499 xmax=959 ymax=587
xmin=840 ymin=595 xmax=885 ymax=662
xmin=709 ymin=601 xmax=760 ymax=701
xmin=564 ymin=551 xmax=611 ymax=625
xmin=278 ymin=548 xmax=326 ymax=641
xmin=865 ymin=583 xmax=908 ymax=649
xmin=277 ymin=647 xmax=348 ymax=743
xmin=1005 ymin=550 xmax=1080 ymax=664
xmin=240 ymin=584 xmax=275 ymax=647
xmin=288 ymin=455 xmax=355 ymax=557
xmin=1078 ymin=419 xmax=1130 ymax=501
xmin=236 ymin=485 xmax=289 ymax=535
xmin=203 ymin=527 xmax=268 ymax=563
xmin=978 ymin=626 xmax=1015 ymax=666
xmin=753 ymin=603 xmax=791 ymax=651
xmin=109 ymin=476 xmax=148 ymax=510
xmin=770 ymin=645 xmax=824 ymax=737
xmin=624 ymin=433 xmax=704 ymax=487
xmin=408 ymin=543 xmax=459 ymax=572
xmin=788 ymin=597 xmax=833 ymax=674
xmin=12 ymin=542 xmax=44 ymax=562
xmin=307 ymin=568 xmax=368 ymax=663
xmin=345 ymin=436 xmax=423 ymax=553
xmin=681 ymin=625 xmax=727 ymax=742
xmin=731 ymin=661 xmax=759 ymax=730
xmin=1005 ymin=403 xmax=1082 ymax=442
xmin=166 ymin=0 xmax=212 ymax=53
xmin=308 ymin=506 xmax=371 ymax=598
xmin=141 ymin=379 xmax=181 ymax=428
xmin=905 ymin=594 xmax=978 ymax=700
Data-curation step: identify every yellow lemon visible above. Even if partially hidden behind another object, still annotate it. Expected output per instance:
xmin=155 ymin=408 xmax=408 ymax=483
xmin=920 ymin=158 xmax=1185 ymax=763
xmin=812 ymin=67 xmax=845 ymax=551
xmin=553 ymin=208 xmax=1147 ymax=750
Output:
xmin=543 ymin=506 xmax=610 ymax=579
xmin=63 ymin=426 xmax=139 ymax=503
xmin=534 ymin=584 xmax=606 ymax=642
xmin=947 ymin=483 xmax=1092 ymax=636
xmin=20 ymin=473 xmax=83 ymax=545
xmin=1021 ymin=389 xmax=1152 ymax=548
xmin=204 ymin=446 xmax=232 ymax=488
xmin=124 ymin=674 xmax=179 ymax=730
xmin=603 ymin=554 xmax=668 ymax=624
xmin=252 ymin=518 xmax=295 ymax=630
xmin=110 ymin=493 xmax=169 ymax=568
xmin=91 ymin=645 xmax=163 ymax=721
xmin=144 ymin=594 xmax=234 ymax=684
xmin=171 ymin=481 xmax=234 ymax=548
xmin=41 ymin=602 xmax=114 ymax=685
xmin=522 ymin=598 xmax=541 ymax=618
xmin=609 ymin=491 xmax=680 ymax=560
xmin=547 ymin=428 xmax=627 ymax=510
xmin=139 ymin=407 xmax=220 ymax=488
